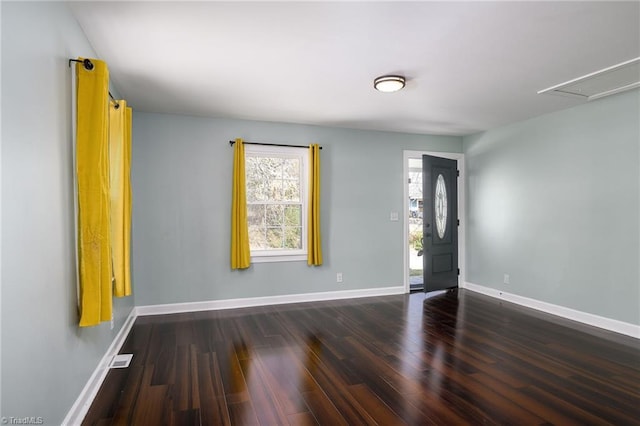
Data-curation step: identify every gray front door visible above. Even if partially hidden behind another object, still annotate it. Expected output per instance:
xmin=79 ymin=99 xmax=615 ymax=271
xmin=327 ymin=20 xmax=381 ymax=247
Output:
xmin=423 ymin=155 xmax=459 ymax=292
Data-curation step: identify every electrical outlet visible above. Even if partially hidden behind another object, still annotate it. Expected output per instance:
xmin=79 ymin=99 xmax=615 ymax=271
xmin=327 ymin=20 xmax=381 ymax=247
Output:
xmin=503 ymin=274 xmax=510 ymax=285
xmin=337 ymin=272 xmax=343 ymax=283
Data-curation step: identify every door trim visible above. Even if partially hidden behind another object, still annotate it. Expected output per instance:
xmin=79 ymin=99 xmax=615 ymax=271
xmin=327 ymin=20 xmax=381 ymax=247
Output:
xmin=403 ymin=150 xmax=465 ymax=293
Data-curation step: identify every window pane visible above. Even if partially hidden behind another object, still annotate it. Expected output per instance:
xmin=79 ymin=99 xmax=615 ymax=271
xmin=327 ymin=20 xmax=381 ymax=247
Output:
xmin=283 ymin=159 xmax=300 ymax=180
xmin=247 ymin=204 xmax=265 ymax=228
xmin=269 ymin=179 xmax=283 ymax=201
xmin=266 ymin=205 xmax=283 ymax=226
xmin=284 ymin=227 xmax=302 ymax=249
xmin=248 ymin=204 xmax=268 ymax=250
xmin=257 ymin=157 xmax=283 ymax=179
xmin=249 ymin=181 xmax=269 ymax=202
xmin=282 ymin=179 xmax=300 ymax=201
xmin=284 ymin=205 xmax=301 ymax=226
xmin=246 ymin=157 xmax=255 ymax=200
xmin=248 ymin=224 xmax=267 ymax=250
xmin=246 ymin=157 xmax=269 ymax=202
xmin=246 ymin=156 xmax=283 ymax=202
xmin=266 ymin=227 xmax=283 ymax=249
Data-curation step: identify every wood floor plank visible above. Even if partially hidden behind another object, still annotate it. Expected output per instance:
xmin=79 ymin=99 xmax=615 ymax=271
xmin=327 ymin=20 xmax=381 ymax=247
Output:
xmin=196 ymin=352 xmax=231 ymax=425
xmin=170 ymin=408 xmax=201 ymax=426
xmin=227 ymin=401 xmax=259 ymax=426
xmin=109 ymin=361 xmax=145 ymax=424
xmin=301 ymin=390 xmax=348 ymax=426
xmin=417 ymin=349 xmax=544 ymax=424
xmin=301 ymin=347 xmax=378 ymax=425
xmin=238 ymin=357 xmax=289 ymax=425
xmin=216 ymin=341 xmax=251 ymax=404
xmin=83 ymin=289 xmax=640 ymax=425
xmin=188 ymin=344 xmax=201 ymax=410
xmin=470 ymin=372 xmax=573 ymax=425
xmin=172 ymin=344 xmax=192 ymax=411
xmin=130 ymin=367 xmax=168 ymax=425
xmin=252 ymin=348 xmax=312 ymax=415
xmin=520 ymin=385 xmax=618 ymax=425
xmin=150 ymin=326 xmax=177 ymax=386
xmin=561 ymin=373 xmax=640 ymax=417
xmin=287 ymin=411 xmax=319 ymax=426
xmin=340 ymin=357 xmax=450 ymax=425
xmin=347 ymin=383 xmax=407 ymax=426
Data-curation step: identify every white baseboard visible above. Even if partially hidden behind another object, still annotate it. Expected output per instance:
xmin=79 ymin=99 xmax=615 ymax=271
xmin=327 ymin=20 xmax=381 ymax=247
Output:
xmin=135 ymin=285 xmax=406 ymax=316
xmin=62 ymin=307 xmax=138 ymax=426
xmin=461 ymin=282 xmax=640 ymax=339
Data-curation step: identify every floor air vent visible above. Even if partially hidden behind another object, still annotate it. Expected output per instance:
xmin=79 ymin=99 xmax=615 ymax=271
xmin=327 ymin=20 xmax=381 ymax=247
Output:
xmin=538 ymin=57 xmax=640 ymax=101
xmin=109 ymin=354 xmax=133 ymax=369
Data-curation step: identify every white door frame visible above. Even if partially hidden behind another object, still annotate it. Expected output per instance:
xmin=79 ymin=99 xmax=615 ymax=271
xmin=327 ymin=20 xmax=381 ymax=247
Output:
xmin=403 ymin=150 xmax=465 ymax=293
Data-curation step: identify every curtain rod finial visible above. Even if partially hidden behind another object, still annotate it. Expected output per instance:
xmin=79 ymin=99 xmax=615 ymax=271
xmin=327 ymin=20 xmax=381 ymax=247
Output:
xmin=68 ymin=58 xmax=95 ymax=71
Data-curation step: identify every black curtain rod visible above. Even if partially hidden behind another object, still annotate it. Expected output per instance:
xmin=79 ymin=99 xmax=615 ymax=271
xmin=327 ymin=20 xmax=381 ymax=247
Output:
xmin=69 ymin=58 xmax=120 ymax=109
xmin=229 ymin=140 xmax=322 ymax=149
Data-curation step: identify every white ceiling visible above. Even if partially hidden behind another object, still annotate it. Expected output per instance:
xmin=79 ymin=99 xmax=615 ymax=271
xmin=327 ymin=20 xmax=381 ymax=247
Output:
xmin=69 ymin=1 xmax=640 ymax=136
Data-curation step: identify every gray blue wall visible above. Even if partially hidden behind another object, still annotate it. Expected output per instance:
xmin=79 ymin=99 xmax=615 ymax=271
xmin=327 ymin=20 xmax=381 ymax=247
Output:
xmin=2 ymin=1 xmax=638 ymax=423
xmin=464 ymin=89 xmax=640 ymax=325
xmin=1 ymin=2 xmax=135 ymax=424
xmin=131 ymin=112 xmax=461 ymax=305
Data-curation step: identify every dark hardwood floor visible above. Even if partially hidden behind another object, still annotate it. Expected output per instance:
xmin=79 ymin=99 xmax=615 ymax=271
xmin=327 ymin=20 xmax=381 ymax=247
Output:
xmin=83 ymin=289 xmax=640 ymax=425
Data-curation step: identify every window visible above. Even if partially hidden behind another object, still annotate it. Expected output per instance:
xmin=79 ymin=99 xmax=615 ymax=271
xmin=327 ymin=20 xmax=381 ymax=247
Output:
xmin=245 ymin=145 xmax=309 ymax=262
xmin=435 ymin=174 xmax=447 ymax=239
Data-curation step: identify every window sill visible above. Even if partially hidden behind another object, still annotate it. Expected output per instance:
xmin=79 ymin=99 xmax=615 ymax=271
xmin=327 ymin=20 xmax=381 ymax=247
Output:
xmin=251 ymin=254 xmax=307 ymax=263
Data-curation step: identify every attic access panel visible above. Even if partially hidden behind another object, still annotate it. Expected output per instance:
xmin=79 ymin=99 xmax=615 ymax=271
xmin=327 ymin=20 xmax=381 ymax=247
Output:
xmin=538 ymin=57 xmax=640 ymax=101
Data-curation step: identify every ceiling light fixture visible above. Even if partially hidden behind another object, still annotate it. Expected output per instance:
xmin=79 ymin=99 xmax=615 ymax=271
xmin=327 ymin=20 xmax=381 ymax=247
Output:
xmin=374 ymin=75 xmax=405 ymax=92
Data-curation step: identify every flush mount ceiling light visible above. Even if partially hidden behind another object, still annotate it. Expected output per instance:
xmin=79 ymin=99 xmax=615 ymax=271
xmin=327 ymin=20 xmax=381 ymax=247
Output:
xmin=374 ymin=75 xmax=405 ymax=92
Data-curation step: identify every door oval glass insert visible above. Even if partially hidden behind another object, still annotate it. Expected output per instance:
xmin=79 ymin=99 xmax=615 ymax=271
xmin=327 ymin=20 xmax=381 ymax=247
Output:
xmin=435 ymin=174 xmax=447 ymax=239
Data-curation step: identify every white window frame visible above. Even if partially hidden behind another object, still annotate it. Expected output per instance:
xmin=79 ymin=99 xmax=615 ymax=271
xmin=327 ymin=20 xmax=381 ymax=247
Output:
xmin=245 ymin=144 xmax=309 ymax=263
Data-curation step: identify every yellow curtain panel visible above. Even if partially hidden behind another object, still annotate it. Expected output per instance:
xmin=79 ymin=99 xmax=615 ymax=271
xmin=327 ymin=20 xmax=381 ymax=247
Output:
xmin=76 ymin=58 xmax=113 ymax=326
xmin=109 ymin=100 xmax=132 ymax=297
xmin=124 ymin=106 xmax=133 ymax=295
xmin=308 ymin=143 xmax=323 ymax=266
xmin=231 ymin=138 xmax=251 ymax=269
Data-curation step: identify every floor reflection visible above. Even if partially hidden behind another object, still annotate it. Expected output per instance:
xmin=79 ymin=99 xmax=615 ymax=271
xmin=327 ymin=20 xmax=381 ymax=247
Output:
xmin=84 ymin=289 xmax=640 ymax=425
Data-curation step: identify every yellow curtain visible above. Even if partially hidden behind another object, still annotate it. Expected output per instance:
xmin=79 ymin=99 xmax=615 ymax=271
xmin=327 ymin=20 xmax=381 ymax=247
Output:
xmin=109 ymin=100 xmax=132 ymax=297
xmin=76 ymin=58 xmax=112 ymax=326
xmin=123 ymin=106 xmax=133 ymax=295
xmin=308 ymin=144 xmax=323 ymax=265
xmin=231 ymin=138 xmax=251 ymax=269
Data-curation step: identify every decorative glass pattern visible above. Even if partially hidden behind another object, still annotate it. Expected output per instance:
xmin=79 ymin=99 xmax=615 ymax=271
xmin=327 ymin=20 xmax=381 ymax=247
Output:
xmin=435 ymin=174 xmax=447 ymax=239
